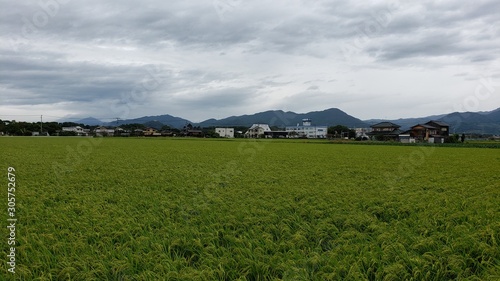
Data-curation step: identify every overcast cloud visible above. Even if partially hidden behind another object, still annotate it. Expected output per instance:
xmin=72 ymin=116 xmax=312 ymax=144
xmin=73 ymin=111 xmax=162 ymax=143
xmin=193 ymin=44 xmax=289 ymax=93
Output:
xmin=1 ymin=0 xmax=499 ymax=123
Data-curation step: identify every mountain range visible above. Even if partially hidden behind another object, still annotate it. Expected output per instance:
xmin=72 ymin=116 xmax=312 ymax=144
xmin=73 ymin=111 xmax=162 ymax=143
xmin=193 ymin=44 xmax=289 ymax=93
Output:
xmin=73 ymin=107 xmax=500 ymax=135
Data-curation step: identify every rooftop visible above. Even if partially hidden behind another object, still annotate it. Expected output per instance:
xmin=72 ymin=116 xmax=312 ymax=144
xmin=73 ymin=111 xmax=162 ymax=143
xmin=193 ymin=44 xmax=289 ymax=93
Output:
xmin=370 ymin=122 xmax=401 ymax=128
xmin=426 ymin=120 xmax=449 ymax=127
xmin=412 ymin=124 xmax=438 ymax=129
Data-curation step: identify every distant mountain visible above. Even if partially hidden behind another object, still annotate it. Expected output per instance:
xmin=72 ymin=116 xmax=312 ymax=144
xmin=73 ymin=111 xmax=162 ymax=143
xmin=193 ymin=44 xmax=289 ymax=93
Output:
xmin=438 ymin=112 xmax=500 ymax=134
xmin=75 ymin=117 xmax=104 ymax=126
xmin=363 ymin=107 xmax=500 ymax=135
xmin=106 ymin=114 xmax=191 ymax=129
xmin=486 ymin=108 xmax=500 ymax=122
xmin=364 ymin=114 xmax=447 ymax=130
xmin=72 ymin=107 xmax=500 ymax=134
xmin=197 ymin=108 xmax=369 ymax=128
xmin=143 ymin=120 xmax=165 ymax=130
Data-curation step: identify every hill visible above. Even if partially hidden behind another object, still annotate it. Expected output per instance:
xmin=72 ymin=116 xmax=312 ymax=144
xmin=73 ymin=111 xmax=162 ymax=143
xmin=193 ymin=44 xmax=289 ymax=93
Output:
xmin=197 ymin=108 xmax=368 ymax=128
xmin=438 ymin=112 xmax=500 ymax=134
xmin=364 ymin=114 xmax=447 ymax=130
xmin=74 ymin=117 xmax=104 ymax=126
xmin=107 ymin=114 xmax=191 ymax=129
xmin=70 ymin=107 xmax=500 ymax=134
xmin=364 ymin=108 xmax=500 ymax=135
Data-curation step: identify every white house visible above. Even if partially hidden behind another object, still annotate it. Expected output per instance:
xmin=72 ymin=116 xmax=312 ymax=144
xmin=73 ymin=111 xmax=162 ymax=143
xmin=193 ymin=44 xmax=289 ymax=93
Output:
xmin=286 ymin=119 xmax=327 ymax=138
xmin=245 ymin=124 xmax=271 ymax=138
xmin=62 ymin=126 xmax=87 ymax=136
xmin=215 ymin=128 xmax=234 ymax=138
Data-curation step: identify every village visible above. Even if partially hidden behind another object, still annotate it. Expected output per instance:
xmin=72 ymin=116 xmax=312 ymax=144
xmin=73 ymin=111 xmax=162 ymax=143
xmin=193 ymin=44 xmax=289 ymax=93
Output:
xmin=55 ymin=118 xmax=459 ymax=143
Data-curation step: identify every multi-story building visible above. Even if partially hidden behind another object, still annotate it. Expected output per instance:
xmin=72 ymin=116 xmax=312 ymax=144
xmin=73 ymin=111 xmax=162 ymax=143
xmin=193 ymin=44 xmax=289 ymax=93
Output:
xmin=285 ymin=119 xmax=327 ymax=138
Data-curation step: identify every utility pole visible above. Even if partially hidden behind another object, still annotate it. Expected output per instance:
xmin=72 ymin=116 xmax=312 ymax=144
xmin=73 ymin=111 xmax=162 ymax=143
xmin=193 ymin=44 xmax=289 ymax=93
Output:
xmin=40 ymin=115 xmax=43 ymax=134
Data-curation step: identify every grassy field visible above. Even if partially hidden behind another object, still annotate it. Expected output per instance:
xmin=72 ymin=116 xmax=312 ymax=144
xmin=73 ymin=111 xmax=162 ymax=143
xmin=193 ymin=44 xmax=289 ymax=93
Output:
xmin=1 ymin=137 xmax=500 ymax=280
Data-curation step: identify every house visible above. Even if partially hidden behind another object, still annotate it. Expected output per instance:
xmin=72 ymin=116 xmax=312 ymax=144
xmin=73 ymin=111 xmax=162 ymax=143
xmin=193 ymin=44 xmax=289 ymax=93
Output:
xmin=143 ymin=127 xmax=161 ymax=136
xmin=62 ymin=126 xmax=88 ymax=136
xmin=181 ymin=124 xmax=204 ymax=137
xmin=398 ymin=131 xmax=415 ymax=143
xmin=161 ymin=130 xmax=175 ymax=137
xmin=410 ymin=121 xmax=450 ymax=143
xmin=425 ymin=120 xmax=449 ymax=137
xmin=215 ymin=128 xmax=234 ymax=138
xmin=143 ymin=127 xmax=156 ymax=136
xmin=285 ymin=119 xmax=327 ymax=138
xmin=367 ymin=122 xmax=402 ymax=141
xmin=185 ymin=130 xmax=203 ymax=137
xmin=410 ymin=124 xmax=438 ymax=142
xmin=133 ymin=129 xmax=144 ymax=136
xmin=114 ymin=127 xmax=131 ymax=137
xmin=94 ymin=126 xmax=115 ymax=137
xmin=491 ymin=135 xmax=500 ymax=141
xmin=245 ymin=124 xmax=271 ymax=138
xmin=354 ymin=128 xmax=371 ymax=139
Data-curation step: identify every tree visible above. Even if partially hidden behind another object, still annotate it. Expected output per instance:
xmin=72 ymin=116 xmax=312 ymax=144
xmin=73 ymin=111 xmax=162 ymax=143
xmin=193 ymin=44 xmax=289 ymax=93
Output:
xmin=328 ymin=125 xmax=356 ymax=139
xmin=6 ymin=121 xmax=22 ymax=135
xmin=60 ymin=122 xmax=84 ymax=127
xmin=0 ymin=120 xmax=5 ymax=133
xmin=120 ymin=123 xmax=146 ymax=131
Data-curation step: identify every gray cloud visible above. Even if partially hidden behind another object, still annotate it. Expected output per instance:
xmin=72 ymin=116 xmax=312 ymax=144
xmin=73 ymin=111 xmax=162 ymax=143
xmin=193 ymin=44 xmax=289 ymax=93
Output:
xmin=1 ymin=0 xmax=499 ymax=122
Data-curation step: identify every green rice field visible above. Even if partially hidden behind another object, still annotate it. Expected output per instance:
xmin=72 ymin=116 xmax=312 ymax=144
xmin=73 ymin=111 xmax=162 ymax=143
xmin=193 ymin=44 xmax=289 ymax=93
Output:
xmin=1 ymin=137 xmax=500 ymax=280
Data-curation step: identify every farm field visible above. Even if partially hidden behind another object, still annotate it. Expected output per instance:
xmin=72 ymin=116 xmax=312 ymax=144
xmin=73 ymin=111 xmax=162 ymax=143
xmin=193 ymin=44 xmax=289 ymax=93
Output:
xmin=1 ymin=137 xmax=500 ymax=280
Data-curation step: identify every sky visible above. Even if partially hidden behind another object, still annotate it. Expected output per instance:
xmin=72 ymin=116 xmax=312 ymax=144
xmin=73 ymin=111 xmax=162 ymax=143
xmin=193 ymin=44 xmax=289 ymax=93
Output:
xmin=1 ymin=0 xmax=500 ymax=123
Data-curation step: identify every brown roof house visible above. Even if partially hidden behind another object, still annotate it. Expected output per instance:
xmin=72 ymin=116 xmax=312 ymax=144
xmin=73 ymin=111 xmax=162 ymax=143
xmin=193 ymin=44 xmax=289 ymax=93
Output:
xmin=367 ymin=122 xmax=402 ymax=141
xmin=410 ymin=121 xmax=450 ymax=143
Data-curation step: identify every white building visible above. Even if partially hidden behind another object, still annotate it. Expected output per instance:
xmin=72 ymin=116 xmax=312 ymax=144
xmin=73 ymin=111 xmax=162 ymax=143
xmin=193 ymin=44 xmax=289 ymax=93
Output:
xmin=354 ymin=128 xmax=371 ymax=139
xmin=215 ymin=128 xmax=234 ymax=138
xmin=245 ymin=124 xmax=271 ymax=138
xmin=286 ymin=119 xmax=327 ymax=138
xmin=62 ymin=126 xmax=87 ymax=136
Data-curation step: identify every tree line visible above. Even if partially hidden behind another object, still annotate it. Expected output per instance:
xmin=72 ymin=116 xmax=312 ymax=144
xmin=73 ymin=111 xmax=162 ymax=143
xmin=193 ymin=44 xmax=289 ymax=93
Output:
xmin=1 ymin=119 xmax=360 ymax=139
